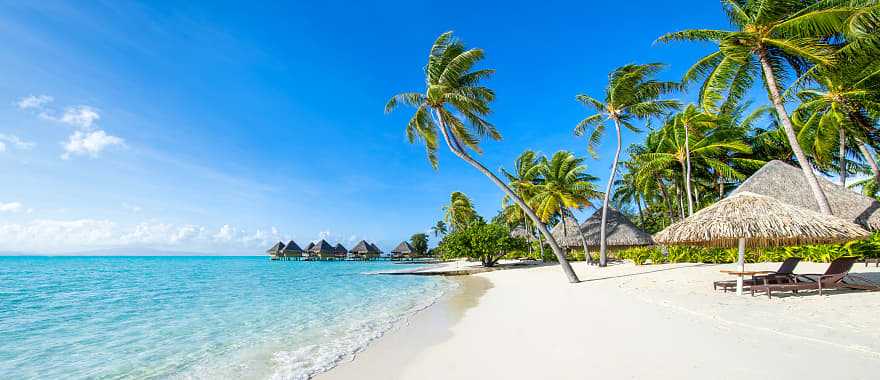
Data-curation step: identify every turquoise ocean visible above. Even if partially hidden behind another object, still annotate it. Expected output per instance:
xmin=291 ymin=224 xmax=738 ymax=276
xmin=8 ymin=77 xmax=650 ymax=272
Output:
xmin=0 ymin=256 xmax=453 ymax=379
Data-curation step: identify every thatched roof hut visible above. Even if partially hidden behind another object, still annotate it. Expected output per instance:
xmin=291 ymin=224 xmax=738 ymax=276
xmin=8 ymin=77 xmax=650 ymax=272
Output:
xmin=731 ymin=160 xmax=880 ymax=231
xmin=510 ymin=225 xmax=531 ymax=240
xmin=367 ymin=242 xmax=383 ymax=253
xmin=305 ymin=242 xmax=315 ymax=251
xmin=391 ymin=241 xmax=416 ymax=257
xmin=308 ymin=240 xmax=335 ymax=255
xmin=550 ymin=215 xmax=583 ymax=248
xmin=579 ymin=208 xmax=654 ymax=248
xmin=266 ymin=241 xmax=285 ymax=256
xmin=281 ymin=240 xmax=303 ymax=256
xmin=333 ymin=243 xmax=348 ymax=257
xmin=349 ymin=240 xmax=380 ymax=255
xmin=654 ymin=192 xmax=870 ymax=248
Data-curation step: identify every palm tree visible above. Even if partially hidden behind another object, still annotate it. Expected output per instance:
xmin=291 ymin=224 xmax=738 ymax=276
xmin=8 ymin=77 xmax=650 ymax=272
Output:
xmin=672 ymin=104 xmax=719 ymax=215
xmin=384 ymin=31 xmax=580 ymax=282
xmin=657 ymin=0 xmax=857 ymax=215
xmin=501 ymin=150 xmax=545 ymax=259
xmin=574 ymin=63 xmax=679 ymax=266
xmin=531 ymin=151 xmax=601 ymax=264
xmin=442 ymin=191 xmax=477 ymax=232
xmin=431 ymin=220 xmax=448 ymax=238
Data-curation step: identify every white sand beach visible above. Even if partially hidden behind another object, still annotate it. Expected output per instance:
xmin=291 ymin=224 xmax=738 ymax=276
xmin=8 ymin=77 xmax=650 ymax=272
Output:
xmin=323 ymin=261 xmax=880 ymax=380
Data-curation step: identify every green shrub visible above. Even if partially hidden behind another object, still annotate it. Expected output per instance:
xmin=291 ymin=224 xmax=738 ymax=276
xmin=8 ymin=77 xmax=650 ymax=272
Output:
xmin=612 ymin=232 xmax=880 ymax=265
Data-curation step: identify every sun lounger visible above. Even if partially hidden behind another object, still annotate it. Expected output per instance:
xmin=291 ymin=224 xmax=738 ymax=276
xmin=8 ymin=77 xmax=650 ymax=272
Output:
xmin=713 ymin=257 xmax=801 ymax=292
xmin=751 ymin=257 xmax=880 ymax=298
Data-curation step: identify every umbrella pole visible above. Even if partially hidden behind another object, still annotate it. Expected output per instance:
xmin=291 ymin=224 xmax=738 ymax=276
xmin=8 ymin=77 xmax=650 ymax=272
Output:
xmin=736 ymin=238 xmax=746 ymax=295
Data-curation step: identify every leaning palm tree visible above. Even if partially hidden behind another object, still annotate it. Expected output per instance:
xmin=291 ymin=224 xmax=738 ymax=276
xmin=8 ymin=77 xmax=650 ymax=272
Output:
xmin=531 ymin=151 xmax=601 ymax=264
xmin=386 ymin=31 xmax=580 ymax=282
xmin=574 ymin=63 xmax=679 ymax=266
xmin=657 ymin=0 xmax=857 ymax=215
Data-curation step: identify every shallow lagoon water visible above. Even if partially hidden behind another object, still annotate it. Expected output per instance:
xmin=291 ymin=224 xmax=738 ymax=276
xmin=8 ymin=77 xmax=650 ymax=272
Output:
xmin=0 ymin=256 xmax=451 ymax=379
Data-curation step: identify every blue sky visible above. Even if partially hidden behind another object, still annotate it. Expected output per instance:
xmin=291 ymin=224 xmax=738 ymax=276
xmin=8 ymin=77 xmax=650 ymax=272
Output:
xmin=0 ymin=1 xmax=730 ymax=253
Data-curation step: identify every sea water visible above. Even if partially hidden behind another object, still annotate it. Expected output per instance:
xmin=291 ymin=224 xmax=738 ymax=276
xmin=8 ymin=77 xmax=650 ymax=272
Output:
xmin=0 ymin=256 xmax=453 ymax=379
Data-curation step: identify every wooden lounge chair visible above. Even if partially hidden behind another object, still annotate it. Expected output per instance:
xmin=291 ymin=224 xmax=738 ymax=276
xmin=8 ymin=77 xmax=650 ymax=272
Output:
xmin=751 ymin=257 xmax=880 ymax=299
xmin=713 ymin=257 xmax=802 ymax=292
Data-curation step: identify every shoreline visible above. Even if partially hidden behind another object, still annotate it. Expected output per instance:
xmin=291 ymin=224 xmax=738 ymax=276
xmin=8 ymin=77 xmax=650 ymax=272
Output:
xmin=319 ymin=261 xmax=880 ymax=380
xmin=318 ymin=274 xmax=492 ymax=379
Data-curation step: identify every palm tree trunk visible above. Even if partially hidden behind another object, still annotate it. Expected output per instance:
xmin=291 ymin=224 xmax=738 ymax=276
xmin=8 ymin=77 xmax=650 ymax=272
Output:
xmin=839 ymin=128 xmax=847 ymax=187
xmin=857 ymin=140 xmax=880 ymax=185
xmin=657 ymin=179 xmax=675 ymax=224
xmin=636 ymin=194 xmax=644 ymax=224
xmin=598 ymin=120 xmax=623 ymax=267
xmin=676 ymin=182 xmax=685 ymax=220
xmin=679 ymin=161 xmax=694 ymax=216
xmin=683 ymin=124 xmax=694 ymax=215
xmin=758 ymin=49 xmax=832 ymax=214
xmin=433 ymin=110 xmax=580 ymax=282
xmin=536 ymin=225 xmax=546 ymax=261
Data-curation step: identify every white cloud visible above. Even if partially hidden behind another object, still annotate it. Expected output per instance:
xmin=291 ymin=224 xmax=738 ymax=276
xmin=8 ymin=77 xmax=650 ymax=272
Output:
xmin=0 ymin=202 xmax=23 ymax=212
xmin=56 ymin=106 xmax=100 ymax=129
xmin=0 ymin=219 xmax=289 ymax=253
xmin=0 ymin=134 xmax=35 ymax=152
xmin=16 ymin=95 xmax=53 ymax=110
xmin=61 ymin=130 xmax=125 ymax=159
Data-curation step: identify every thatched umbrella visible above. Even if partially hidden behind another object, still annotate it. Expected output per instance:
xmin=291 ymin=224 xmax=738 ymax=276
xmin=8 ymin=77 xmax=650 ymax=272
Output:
xmin=391 ymin=241 xmax=415 ymax=258
xmin=655 ymin=191 xmax=870 ymax=294
xmin=281 ymin=240 xmax=303 ymax=258
xmin=266 ymin=241 xmax=285 ymax=257
xmin=732 ymin=160 xmax=880 ymax=231
xmin=579 ymin=208 xmax=654 ymax=248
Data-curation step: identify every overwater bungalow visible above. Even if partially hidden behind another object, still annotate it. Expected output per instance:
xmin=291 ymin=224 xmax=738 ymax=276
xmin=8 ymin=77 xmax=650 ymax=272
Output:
xmin=367 ymin=242 xmax=383 ymax=255
xmin=390 ymin=241 xmax=416 ymax=260
xmin=309 ymin=239 xmax=336 ymax=259
xmin=349 ymin=240 xmax=381 ymax=260
xmin=333 ymin=243 xmax=348 ymax=259
xmin=280 ymin=240 xmax=305 ymax=260
xmin=266 ymin=241 xmax=285 ymax=260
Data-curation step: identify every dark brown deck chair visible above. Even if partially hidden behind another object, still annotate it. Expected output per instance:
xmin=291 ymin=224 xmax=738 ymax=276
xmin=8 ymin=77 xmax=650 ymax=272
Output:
xmin=713 ymin=257 xmax=802 ymax=292
xmin=751 ymin=256 xmax=880 ymax=298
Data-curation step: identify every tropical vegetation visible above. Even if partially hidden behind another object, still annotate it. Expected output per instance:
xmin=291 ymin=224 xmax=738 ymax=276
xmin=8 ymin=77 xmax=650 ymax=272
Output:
xmin=393 ymin=1 xmax=880 ymax=280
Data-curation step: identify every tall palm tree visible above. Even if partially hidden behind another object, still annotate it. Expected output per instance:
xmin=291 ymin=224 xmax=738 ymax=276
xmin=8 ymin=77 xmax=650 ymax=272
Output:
xmin=574 ymin=63 xmax=679 ymax=266
xmin=431 ymin=220 xmax=448 ymax=238
xmin=442 ymin=191 xmax=477 ymax=232
xmin=657 ymin=0 xmax=856 ymax=215
xmin=386 ymin=32 xmax=580 ymax=282
xmin=672 ymin=104 xmax=720 ymax=215
xmin=531 ymin=151 xmax=601 ymax=264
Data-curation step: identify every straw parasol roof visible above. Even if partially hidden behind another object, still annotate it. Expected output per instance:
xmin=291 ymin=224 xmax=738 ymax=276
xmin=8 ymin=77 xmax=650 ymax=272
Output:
xmin=550 ymin=215 xmax=583 ymax=248
xmin=308 ymin=239 xmax=334 ymax=254
xmin=266 ymin=241 xmax=285 ymax=255
xmin=391 ymin=241 xmax=415 ymax=255
xmin=281 ymin=240 xmax=303 ymax=255
xmin=349 ymin=240 xmax=380 ymax=254
xmin=654 ymin=192 xmax=870 ymax=248
xmin=731 ymin=160 xmax=880 ymax=231
xmin=579 ymin=208 xmax=654 ymax=247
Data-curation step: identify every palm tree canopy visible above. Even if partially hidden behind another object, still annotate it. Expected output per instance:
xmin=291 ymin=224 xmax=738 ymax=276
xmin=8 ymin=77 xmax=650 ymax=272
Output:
xmin=574 ymin=63 xmax=680 ymax=156
xmin=531 ymin=151 xmax=601 ymax=222
xmin=385 ymin=31 xmax=500 ymax=168
xmin=443 ymin=191 xmax=478 ymax=230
